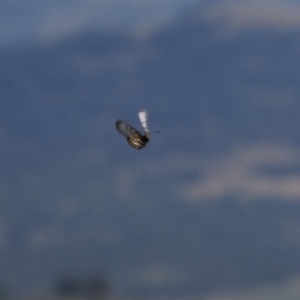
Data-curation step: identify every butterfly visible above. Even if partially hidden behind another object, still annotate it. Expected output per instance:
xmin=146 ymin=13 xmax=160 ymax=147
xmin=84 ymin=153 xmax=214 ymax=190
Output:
xmin=116 ymin=110 xmax=159 ymax=150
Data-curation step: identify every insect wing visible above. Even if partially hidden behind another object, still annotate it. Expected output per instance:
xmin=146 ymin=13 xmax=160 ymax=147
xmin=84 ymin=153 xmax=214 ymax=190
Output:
xmin=116 ymin=120 xmax=141 ymax=137
xmin=138 ymin=110 xmax=149 ymax=134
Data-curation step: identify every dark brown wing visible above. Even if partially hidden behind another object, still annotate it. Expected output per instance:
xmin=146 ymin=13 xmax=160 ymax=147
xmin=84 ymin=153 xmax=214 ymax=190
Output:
xmin=116 ymin=120 xmax=142 ymax=138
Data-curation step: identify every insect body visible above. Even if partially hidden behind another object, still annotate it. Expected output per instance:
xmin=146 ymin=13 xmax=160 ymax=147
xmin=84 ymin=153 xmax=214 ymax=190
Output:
xmin=116 ymin=110 xmax=151 ymax=150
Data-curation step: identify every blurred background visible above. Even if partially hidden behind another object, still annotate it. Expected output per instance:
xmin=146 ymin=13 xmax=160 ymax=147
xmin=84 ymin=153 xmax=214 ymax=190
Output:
xmin=1 ymin=0 xmax=300 ymax=299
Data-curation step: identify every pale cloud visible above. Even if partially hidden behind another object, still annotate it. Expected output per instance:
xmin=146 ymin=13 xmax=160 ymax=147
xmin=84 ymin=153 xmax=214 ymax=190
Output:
xmin=112 ymin=143 xmax=300 ymax=202
xmin=0 ymin=0 xmax=202 ymax=46
xmin=203 ymin=0 xmax=300 ymax=37
xmin=202 ymin=275 xmax=300 ymax=300
xmin=180 ymin=143 xmax=300 ymax=202
xmin=133 ymin=264 xmax=188 ymax=287
xmin=112 ymin=154 xmax=199 ymax=199
xmin=2 ymin=0 xmax=300 ymax=47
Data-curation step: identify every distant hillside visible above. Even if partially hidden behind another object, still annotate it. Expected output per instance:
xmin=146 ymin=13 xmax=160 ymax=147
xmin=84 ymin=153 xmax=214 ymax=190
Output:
xmin=1 ymin=3 xmax=300 ymax=298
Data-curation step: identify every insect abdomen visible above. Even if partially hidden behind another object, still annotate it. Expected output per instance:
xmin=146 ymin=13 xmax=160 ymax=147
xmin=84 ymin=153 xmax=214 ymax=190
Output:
xmin=127 ymin=135 xmax=149 ymax=150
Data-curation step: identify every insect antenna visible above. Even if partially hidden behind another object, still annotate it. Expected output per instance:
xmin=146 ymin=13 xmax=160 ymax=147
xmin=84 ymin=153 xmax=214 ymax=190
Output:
xmin=150 ymin=130 xmax=161 ymax=134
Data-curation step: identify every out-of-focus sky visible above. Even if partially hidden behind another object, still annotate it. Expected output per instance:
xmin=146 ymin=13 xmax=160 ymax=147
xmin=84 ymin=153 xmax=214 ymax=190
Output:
xmin=2 ymin=0 xmax=300 ymax=48
xmin=3 ymin=0 xmax=300 ymax=298
xmin=0 ymin=0 xmax=203 ymax=47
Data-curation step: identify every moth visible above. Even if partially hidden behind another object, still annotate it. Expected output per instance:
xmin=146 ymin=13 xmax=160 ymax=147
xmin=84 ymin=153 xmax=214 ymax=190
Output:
xmin=116 ymin=110 xmax=159 ymax=150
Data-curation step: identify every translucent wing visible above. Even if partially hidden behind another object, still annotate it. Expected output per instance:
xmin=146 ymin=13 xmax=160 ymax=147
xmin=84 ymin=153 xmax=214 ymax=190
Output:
xmin=116 ymin=120 xmax=142 ymax=137
xmin=138 ymin=110 xmax=149 ymax=134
